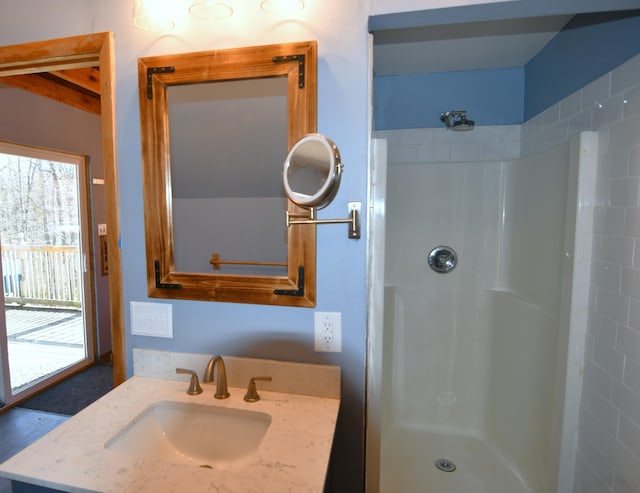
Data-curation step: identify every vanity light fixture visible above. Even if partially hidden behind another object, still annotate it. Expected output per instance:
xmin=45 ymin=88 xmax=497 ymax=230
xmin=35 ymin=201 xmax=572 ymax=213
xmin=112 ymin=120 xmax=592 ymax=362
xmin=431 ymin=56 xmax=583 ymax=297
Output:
xmin=133 ymin=0 xmax=305 ymax=31
xmin=188 ymin=0 xmax=234 ymax=19
xmin=260 ymin=0 xmax=305 ymax=15
xmin=132 ymin=0 xmax=177 ymax=32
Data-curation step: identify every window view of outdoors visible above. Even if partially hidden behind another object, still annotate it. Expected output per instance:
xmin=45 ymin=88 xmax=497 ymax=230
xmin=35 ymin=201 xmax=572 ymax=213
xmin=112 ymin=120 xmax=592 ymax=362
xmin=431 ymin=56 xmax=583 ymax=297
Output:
xmin=0 ymin=150 xmax=88 ymax=394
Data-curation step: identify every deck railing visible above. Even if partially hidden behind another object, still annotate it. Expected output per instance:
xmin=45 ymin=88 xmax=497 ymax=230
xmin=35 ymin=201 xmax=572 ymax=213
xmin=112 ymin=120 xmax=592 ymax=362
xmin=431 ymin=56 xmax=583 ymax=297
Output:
xmin=1 ymin=245 xmax=82 ymax=308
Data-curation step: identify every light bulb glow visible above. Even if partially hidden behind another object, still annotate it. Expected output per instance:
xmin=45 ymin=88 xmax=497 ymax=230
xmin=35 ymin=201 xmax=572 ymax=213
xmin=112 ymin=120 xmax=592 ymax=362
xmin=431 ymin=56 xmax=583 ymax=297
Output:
xmin=132 ymin=0 xmax=176 ymax=32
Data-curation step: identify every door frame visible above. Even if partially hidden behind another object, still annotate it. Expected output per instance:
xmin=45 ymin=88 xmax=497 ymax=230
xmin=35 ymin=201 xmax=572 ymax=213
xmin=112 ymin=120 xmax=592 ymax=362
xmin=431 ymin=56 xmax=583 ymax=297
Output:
xmin=0 ymin=33 xmax=124 ymax=393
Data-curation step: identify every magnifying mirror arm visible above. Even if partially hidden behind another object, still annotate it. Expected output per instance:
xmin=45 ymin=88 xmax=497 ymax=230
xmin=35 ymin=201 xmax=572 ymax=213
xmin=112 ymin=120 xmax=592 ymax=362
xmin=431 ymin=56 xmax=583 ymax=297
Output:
xmin=286 ymin=202 xmax=361 ymax=239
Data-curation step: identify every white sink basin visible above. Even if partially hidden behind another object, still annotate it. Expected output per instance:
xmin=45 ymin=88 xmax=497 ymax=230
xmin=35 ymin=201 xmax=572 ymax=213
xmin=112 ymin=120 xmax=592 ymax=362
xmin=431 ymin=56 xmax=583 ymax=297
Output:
xmin=105 ymin=400 xmax=271 ymax=466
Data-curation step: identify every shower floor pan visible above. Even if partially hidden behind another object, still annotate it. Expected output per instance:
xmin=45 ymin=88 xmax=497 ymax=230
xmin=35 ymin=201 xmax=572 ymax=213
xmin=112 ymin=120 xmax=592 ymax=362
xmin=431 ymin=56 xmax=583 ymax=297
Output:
xmin=380 ymin=428 xmax=532 ymax=493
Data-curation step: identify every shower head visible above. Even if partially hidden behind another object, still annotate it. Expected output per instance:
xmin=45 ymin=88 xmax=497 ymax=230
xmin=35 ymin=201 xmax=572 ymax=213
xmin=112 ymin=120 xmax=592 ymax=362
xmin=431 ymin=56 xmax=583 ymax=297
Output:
xmin=440 ymin=110 xmax=475 ymax=131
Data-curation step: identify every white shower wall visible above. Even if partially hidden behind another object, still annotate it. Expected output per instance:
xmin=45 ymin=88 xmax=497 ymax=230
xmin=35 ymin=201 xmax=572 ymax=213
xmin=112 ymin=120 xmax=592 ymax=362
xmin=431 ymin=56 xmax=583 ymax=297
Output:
xmin=376 ymin=125 xmax=596 ymax=492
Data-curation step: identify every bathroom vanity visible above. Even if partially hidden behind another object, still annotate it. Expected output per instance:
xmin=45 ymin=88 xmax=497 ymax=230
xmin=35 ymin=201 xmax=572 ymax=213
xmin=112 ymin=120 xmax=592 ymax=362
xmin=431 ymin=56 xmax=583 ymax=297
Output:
xmin=0 ymin=351 xmax=340 ymax=492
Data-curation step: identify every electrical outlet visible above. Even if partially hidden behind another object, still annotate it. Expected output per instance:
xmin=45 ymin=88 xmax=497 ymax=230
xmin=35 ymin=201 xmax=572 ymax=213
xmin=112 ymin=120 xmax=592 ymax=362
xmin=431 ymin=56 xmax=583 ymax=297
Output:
xmin=314 ymin=312 xmax=342 ymax=352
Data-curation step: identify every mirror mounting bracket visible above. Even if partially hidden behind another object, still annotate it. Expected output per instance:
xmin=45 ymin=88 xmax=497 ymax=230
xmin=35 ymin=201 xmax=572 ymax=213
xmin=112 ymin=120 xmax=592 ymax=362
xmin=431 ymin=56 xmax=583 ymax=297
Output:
xmin=274 ymin=265 xmax=305 ymax=296
xmin=155 ymin=260 xmax=182 ymax=289
xmin=272 ymin=54 xmax=305 ymax=88
xmin=287 ymin=202 xmax=361 ymax=239
xmin=147 ymin=66 xmax=176 ymax=99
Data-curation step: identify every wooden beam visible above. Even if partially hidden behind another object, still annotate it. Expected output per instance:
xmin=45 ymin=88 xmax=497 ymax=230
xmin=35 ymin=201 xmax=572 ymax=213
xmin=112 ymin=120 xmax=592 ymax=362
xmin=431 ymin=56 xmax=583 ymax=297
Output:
xmin=50 ymin=67 xmax=100 ymax=96
xmin=2 ymin=72 xmax=101 ymax=115
xmin=0 ymin=55 xmax=99 ymax=77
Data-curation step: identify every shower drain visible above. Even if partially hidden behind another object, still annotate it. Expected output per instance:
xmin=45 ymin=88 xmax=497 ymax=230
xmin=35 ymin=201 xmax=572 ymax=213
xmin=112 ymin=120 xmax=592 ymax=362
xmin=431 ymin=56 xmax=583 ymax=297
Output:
xmin=434 ymin=458 xmax=457 ymax=472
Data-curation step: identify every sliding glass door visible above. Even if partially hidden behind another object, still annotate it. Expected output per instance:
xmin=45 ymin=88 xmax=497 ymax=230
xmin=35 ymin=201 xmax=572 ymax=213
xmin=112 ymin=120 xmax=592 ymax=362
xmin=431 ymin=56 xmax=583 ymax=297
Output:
xmin=0 ymin=141 xmax=95 ymax=405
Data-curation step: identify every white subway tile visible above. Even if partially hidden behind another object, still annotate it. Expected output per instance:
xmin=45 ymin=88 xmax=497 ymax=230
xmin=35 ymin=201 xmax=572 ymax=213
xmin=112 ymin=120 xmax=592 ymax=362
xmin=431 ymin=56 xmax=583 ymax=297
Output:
xmin=399 ymin=128 xmax=434 ymax=145
xmin=597 ymin=235 xmax=635 ymax=268
xmin=602 ymin=147 xmax=630 ymax=179
xmin=574 ymin=452 xmax=613 ymax=493
xmin=629 ymin=146 xmax=640 ymax=177
xmin=540 ymin=120 xmax=569 ymax=150
xmin=584 ymin=359 xmax=614 ymax=399
xmin=374 ymin=129 xmax=401 ymax=146
xmin=568 ymin=110 xmax=593 ymax=137
xmin=388 ymin=144 xmax=419 ymax=164
xmin=622 ymin=267 xmax=640 ymax=299
xmin=623 ymin=84 xmax=640 ymax=119
xmin=593 ymin=340 xmax=625 ymax=380
xmin=592 ymin=261 xmax=622 ymax=292
xmin=619 ymin=415 xmax=640 ymax=460
xmin=416 ymin=143 xmax=450 ymax=163
xmin=583 ymin=73 xmax=612 ymax=112
xmin=610 ymin=114 xmax=640 ymax=150
xmin=494 ymin=124 xmax=521 ymax=143
xmin=588 ymin=389 xmax=620 ymax=434
xmin=610 ymin=178 xmax=640 ymax=207
xmin=628 ymin=298 xmax=640 ymax=332
xmin=594 ymin=207 xmax=625 ymax=235
xmin=612 ymin=54 xmax=640 ymax=95
xmin=616 ymin=325 xmax=640 ymax=362
xmin=450 ymin=142 xmax=481 ymax=162
xmin=624 ymin=357 xmax=640 ymax=398
xmin=599 ymin=128 xmax=611 ymax=155
xmin=578 ymin=424 xmax=615 ymax=487
xmin=634 ymin=241 xmax=640 ymax=269
xmin=625 ymin=208 xmax=640 ymax=236
xmin=612 ymin=382 xmax=640 ymax=426
xmin=589 ymin=311 xmax=619 ymax=348
xmin=561 ymin=90 xmax=583 ymax=120
xmin=593 ymin=94 xmax=625 ymax=130
xmin=541 ymin=103 xmax=560 ymax=126
xmin=612 ymin=442 xmax=640 ymax=493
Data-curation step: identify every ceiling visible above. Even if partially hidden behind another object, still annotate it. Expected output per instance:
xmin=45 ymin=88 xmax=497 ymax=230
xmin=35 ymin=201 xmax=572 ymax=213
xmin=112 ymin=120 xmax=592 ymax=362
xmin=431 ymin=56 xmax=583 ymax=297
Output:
xmin=373 ymin=14 xmax=573 ymax=76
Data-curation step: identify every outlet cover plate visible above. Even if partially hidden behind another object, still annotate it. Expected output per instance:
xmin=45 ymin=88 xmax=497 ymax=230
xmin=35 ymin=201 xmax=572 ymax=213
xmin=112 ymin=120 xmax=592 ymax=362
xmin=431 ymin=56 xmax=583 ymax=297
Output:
xmin=130 ymin=301 xmax=173 ymax=338
xmin=314 ymin=311 xmax=342 ymax=352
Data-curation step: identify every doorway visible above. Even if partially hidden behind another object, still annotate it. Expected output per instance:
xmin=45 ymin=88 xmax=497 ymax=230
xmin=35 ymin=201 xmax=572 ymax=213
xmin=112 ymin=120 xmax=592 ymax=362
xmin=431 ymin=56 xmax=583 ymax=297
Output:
xmin=0 ymin=33 xmax=124 ymax=409
xmin=0 ymin=141 xmax=95 ymax=397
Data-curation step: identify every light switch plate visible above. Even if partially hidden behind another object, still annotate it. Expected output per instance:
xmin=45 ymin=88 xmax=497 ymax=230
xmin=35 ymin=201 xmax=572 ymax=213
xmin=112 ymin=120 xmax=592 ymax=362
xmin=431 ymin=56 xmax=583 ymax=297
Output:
xmin=130 ymin=301 xmax=173 ymax=338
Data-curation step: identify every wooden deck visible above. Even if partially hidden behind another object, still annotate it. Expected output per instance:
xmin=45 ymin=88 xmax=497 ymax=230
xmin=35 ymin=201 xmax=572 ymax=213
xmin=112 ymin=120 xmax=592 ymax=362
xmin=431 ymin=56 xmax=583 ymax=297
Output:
xmin=4 ymin=306 xmax=84 ymax=392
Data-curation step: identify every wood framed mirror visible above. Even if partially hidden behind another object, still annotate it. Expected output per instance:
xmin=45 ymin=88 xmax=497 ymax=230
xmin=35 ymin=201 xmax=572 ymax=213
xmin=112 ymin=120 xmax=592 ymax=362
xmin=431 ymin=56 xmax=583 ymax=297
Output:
xmin=138 ymin=41 xmax=317 ymax=306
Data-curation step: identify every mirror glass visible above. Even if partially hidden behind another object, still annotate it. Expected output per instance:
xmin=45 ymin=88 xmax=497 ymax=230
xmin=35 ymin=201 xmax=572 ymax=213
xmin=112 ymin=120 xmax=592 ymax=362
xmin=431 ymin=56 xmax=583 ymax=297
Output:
xmin=168 ymin=78 xmax=288 ymax=275
xmin=283 ymin=133 xmax=342 ymax=209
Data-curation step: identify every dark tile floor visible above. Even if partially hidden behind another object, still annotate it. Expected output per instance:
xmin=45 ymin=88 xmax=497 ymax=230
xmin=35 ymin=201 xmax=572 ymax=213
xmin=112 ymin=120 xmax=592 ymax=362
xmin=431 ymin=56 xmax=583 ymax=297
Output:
xmin=0 ymin=408 xmax=68 ymax=493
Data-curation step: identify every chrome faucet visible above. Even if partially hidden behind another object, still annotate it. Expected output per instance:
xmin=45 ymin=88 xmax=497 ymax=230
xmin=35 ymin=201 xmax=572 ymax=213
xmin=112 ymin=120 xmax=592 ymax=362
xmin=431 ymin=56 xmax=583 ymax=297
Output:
xmin=203 ymin=355 xmax=230 ymax=399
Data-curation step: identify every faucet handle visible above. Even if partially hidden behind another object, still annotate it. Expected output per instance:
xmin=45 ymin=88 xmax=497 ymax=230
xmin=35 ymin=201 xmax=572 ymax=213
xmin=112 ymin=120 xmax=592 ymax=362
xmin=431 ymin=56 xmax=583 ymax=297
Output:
xmin=244 ymin=376 xmax=272 ymax=402
xmin=176 ymin=368 xmax=203 ymax=395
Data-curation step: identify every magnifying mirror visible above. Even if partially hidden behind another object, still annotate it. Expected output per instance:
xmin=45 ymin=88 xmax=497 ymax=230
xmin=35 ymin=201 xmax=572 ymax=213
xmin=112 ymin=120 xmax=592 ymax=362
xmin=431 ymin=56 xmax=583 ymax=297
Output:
xmin=283 ymin=133 xmax=343 ymax=209
xmin=283 ymin=133 xmax=360 ymax=239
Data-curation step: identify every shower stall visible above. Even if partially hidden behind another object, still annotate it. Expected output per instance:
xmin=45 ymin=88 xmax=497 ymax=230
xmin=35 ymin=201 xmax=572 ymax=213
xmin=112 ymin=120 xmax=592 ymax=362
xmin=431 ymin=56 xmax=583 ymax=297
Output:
xmin=366 ymin=129 xmax=597 ymax=492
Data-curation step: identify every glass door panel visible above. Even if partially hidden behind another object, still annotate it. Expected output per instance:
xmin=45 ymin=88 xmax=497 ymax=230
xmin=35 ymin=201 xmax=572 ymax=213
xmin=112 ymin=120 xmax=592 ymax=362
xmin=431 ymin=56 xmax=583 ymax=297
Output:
xmin=0 ymin=141 xmax=95 ymax=401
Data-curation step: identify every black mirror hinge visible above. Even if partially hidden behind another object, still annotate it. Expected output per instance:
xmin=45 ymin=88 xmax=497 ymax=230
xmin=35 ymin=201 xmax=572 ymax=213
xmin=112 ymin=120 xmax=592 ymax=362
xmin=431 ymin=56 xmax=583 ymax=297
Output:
xmin=272 ymin=54 xmax=306 ymax=88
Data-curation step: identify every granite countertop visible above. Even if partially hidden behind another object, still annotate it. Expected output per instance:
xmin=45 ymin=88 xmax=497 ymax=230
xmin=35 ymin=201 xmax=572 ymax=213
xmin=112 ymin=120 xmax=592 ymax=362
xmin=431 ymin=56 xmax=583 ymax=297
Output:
xmin=0 ymin=375 xmax=340 ymax=492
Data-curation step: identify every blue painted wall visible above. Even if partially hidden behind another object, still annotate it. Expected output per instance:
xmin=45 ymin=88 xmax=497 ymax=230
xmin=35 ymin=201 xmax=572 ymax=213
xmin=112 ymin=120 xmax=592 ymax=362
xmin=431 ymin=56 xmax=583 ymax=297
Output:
xmin=373 ymin=11 xmax=640 ymax=130
xmin=374 ymin=67 xmax=524 ymax=130
xmin=525 ymin=11 xmax=640 ymax=119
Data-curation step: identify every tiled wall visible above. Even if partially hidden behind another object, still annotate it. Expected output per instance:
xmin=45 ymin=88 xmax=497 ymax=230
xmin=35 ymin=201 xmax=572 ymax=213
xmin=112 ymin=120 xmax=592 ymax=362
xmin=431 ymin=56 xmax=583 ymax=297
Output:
xmin=531 ymin=53 xmax=640 ymax=493
xmin=375 ymin=124 xmax=521 ymax=165
xmin=521 ymin=51 xmax=640 ymax=493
